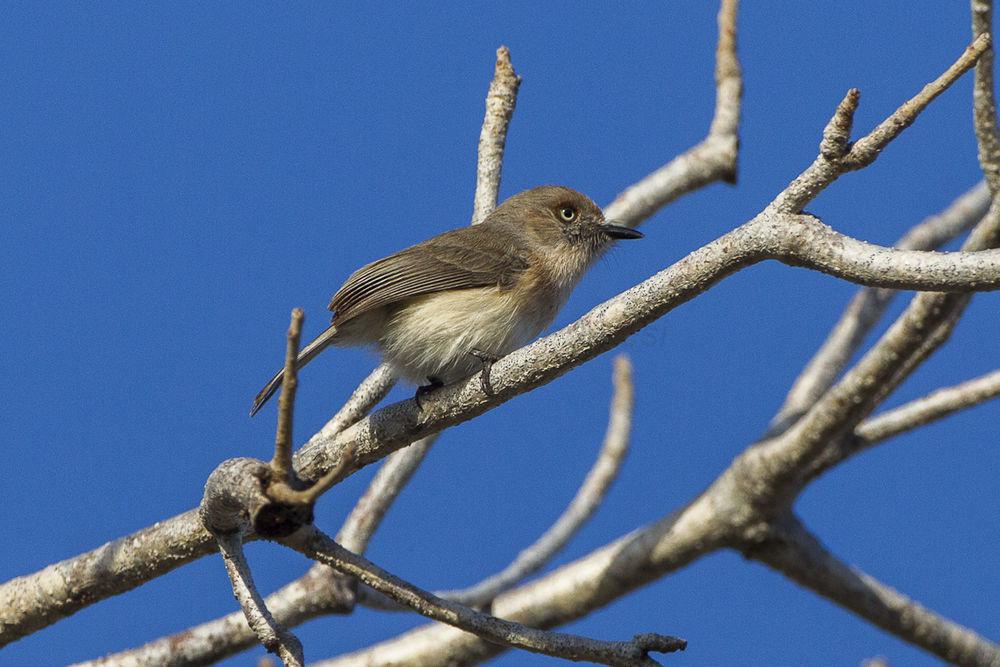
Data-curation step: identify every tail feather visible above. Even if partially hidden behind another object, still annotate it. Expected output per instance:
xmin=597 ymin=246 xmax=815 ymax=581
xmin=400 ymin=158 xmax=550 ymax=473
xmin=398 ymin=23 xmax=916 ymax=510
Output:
xmin=250 ymin=324 xmax=339 ymax=417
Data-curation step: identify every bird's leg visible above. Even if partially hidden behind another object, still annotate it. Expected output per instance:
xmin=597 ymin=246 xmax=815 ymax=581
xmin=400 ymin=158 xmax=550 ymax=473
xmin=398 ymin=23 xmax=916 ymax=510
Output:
xmin=415 ymin=376 xmax=444 ymax=410
xmin=469 ymin=349 xmax=499 ymax=396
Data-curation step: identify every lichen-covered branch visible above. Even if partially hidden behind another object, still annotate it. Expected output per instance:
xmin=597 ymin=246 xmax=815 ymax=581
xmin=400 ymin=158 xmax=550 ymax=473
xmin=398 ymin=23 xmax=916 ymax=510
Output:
xmin=769 ymin=34 xmax=990 ymax=214
xmin=0 ymin=509 xmax=215 ymax=647
xmin=746 ymin=515 xmax=1000 ymax=667
xmin=767 ymin=181 xmax=991 ymax=437
xmin=286 ymin=526 xmax=686 ymax=666
xmin=362 ymin=356 xmax=634 ymax=611
xmin=216 ymin=533 xmax=304 ymax=667
xmin=606 ymin=0 xmax=741 ymax=226
xmin=471 ymin=46 xmax=521 ymax=225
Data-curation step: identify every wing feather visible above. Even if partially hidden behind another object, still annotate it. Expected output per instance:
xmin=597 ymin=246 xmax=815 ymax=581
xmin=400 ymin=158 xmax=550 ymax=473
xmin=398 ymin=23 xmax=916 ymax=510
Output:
xmin=329 ymin=224 xmax=530 ymax=325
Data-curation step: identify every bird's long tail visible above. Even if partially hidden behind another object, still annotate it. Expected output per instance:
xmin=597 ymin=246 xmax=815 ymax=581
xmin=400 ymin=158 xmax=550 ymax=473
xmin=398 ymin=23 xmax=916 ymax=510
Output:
xmin=250 ymin=324 xmax=339 ymax=417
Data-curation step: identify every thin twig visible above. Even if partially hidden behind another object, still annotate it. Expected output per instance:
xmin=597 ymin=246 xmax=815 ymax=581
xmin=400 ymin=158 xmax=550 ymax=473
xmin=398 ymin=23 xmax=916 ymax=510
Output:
xmin=216 ymin=533 xmax=305 ymax=667
xmin=271 ymin=309 xmax=304 ymax=482
xmin=770 ymin=34 xmax=990 ymax=214
xmin=857 ymin=369 xmax=1000 ymax=443
xmin=847 ymin=34 xmax=991 ymax=167
xmin=471 ymin=46 xmax=521 ymax=225
xmin=284 ymin=526 xmax=685 ymax=666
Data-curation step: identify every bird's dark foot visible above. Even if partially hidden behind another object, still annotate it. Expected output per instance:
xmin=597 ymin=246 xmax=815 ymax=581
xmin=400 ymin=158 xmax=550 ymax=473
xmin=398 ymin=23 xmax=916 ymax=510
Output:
xmin=415 ymin=376 xmax=444 ymax=410
xmin=469 ymin=349 xmax=499 ymax=396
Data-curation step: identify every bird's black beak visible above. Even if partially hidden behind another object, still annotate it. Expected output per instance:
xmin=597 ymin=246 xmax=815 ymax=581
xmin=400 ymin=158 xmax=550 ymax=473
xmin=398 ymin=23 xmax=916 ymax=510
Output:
xmin=601 ymin=222 xmax=644 ymax=240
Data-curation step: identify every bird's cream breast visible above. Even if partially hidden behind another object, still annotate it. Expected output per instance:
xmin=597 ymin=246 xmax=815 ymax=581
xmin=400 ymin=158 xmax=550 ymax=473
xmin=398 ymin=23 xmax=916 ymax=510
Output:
xmin=377 ymin=268 xmax=571 ymax=384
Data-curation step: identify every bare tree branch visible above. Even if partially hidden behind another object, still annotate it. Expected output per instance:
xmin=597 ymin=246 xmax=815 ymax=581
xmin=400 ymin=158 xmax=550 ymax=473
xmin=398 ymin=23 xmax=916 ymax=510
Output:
xmin=471 ymin=46 xmax=521 ymax=225
xmin=973 ymin=0 xmax=1000 ymax=193
xmin=361 ymin=356 xmax=634 ymax=612
xmin=746 ymin=515 xmax=1000 ymax=667
xmin=800 ymin=369 xmax=1000 ymax=480
xmin=7 ymin=32 xmax=994 ymax=647
xmin=216 ymin=533 xmax=304 ymax=667
xmin=0 ymin=509 xmax=215 ymax=647
xmin=765 ymin=22 xmax=1000 ymax=491
xmin=285 ymin=526 xmax=686 ymax=666
xmin=271 ymin=309 xmax=304 ymax=483
xmin=315 ymin=364 xmax=397 ymax=441
xmin=85 ymin=441 xmax=434 ymax=666
xmin=77 ymin=564 xmax=353 ymax=667
xmin=767 ymin=181 xmax=991 ymax=437
xmin=605 ymin=0 xmax=741 ymax=226
xmin=769 ymin=212 xmax=1000 ymax=290
xmin=857 ymin=369 xmax=1000 ymax=443
xmin=769 ymin=34 xmax=990 ymax=214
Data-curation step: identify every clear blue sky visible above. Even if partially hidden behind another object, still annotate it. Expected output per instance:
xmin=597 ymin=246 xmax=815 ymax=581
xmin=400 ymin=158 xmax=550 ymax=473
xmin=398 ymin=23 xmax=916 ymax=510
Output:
xmin=2 ymin=2 xmax=998 ymax=665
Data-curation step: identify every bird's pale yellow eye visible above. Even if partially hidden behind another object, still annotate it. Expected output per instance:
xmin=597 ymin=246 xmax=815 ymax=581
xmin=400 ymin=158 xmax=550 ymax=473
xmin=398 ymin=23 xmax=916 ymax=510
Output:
xmin=559 ymin=206 xmax=577 ymax=222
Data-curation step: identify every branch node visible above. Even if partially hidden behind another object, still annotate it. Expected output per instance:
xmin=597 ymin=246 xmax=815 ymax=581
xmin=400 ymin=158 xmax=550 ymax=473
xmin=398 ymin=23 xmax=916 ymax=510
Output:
xmin=820 ymin=88 xmax=860 ymax=160
xmin=633 ymin=632 xmax=688 ymax=656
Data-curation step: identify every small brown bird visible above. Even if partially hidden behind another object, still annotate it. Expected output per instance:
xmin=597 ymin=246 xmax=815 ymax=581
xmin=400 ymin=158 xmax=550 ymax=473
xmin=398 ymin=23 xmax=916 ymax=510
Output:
xmin=250 ymin=185 xmax=642 ymax=416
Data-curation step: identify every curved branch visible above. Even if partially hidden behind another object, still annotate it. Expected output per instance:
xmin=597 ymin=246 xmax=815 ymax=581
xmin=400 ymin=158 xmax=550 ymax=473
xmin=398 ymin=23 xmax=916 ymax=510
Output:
xmin=770 ymin=212 xmax=1000 ymax=291
xmin=767 ymin=181 xmax=990 ymax=437
xmin=746 ymin=515 xmax=1000 ymax=667
xmin=606 ymin=0 xmax=741 ymax=226
xmin=216 ymin=533 xmax=304 ymax=667
xmin=286 ymin=526 xmax=686 ymax=667
xmin=360 ymin=356 xmax=635 ymax=612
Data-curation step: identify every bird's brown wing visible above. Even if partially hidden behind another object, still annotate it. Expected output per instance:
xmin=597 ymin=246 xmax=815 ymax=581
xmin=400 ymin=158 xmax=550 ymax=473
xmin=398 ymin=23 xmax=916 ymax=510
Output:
xmin=329 ymin=224 xmax=530 ymax=325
